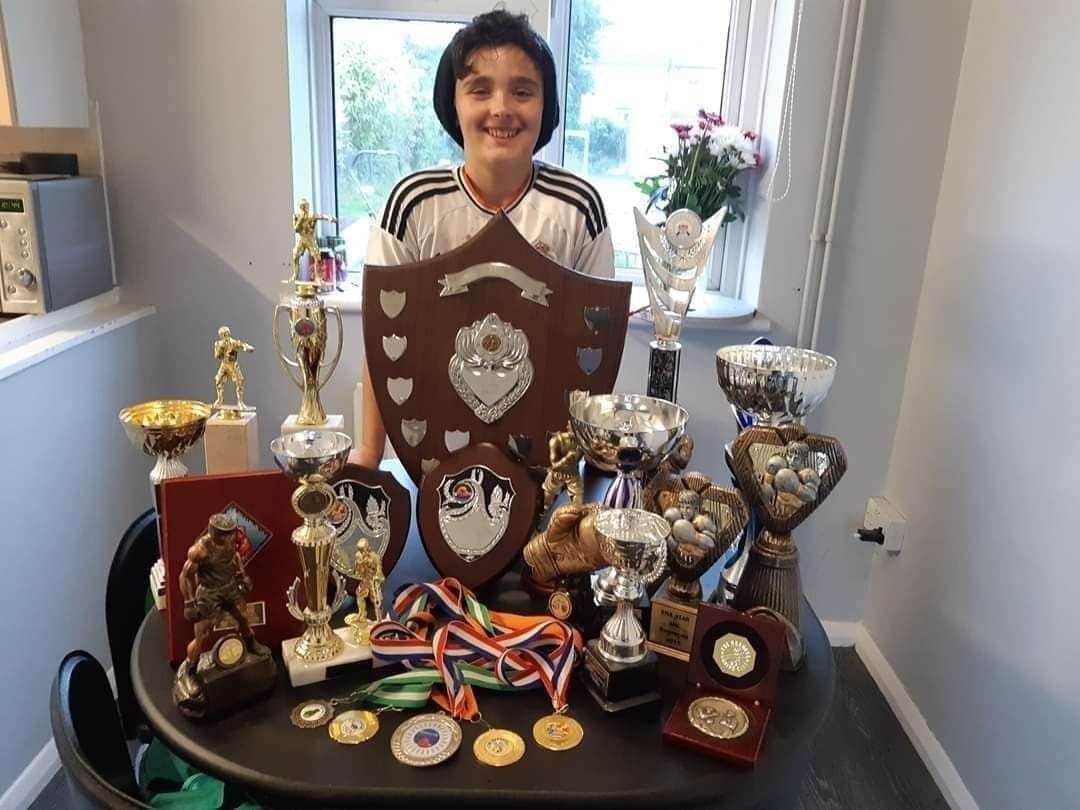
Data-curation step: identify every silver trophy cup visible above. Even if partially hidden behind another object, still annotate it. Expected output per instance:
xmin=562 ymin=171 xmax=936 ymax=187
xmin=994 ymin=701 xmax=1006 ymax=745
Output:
xmin=594 ymin=508 xmax=669 ymax=665
xmin=270 ymin=429 xmax=353 ymax=663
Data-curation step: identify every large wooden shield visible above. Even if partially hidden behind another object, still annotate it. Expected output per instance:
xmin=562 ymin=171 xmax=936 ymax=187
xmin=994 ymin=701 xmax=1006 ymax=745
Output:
xmin=362 ymin=212 xmax=631 ymax=485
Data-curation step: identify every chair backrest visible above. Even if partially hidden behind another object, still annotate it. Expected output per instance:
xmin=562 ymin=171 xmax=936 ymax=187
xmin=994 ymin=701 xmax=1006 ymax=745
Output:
xmin=50 ymin=650 xmax=150 ymax=809
xmin=106 ymin=508 xmax=159 ymax=739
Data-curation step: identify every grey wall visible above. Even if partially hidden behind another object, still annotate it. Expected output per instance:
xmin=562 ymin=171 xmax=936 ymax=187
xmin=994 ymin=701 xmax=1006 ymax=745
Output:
xmin=0 ymin=314 xmax=163 ymax=792
xmin=863 ymin=2 xmax=1080 ymax=807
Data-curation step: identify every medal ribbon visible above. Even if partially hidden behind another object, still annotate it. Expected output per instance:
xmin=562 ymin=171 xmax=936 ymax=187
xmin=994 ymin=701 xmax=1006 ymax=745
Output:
xmin=370 ymin=578 xmax=580 ymax=719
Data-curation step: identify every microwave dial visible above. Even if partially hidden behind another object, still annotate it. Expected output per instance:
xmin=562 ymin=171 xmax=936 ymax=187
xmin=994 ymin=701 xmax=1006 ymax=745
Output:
xmin=16 ymin=269 xmax=35 ymax=288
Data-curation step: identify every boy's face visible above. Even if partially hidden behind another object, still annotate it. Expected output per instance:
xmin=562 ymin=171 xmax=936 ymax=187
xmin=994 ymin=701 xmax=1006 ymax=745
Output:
xmin=454 ymin=45 xmax=543 ymax=169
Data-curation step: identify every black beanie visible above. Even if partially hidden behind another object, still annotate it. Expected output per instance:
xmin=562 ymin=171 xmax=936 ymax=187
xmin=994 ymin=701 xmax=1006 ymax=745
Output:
xmin=432 ymin=29 xmax=560 ymax=154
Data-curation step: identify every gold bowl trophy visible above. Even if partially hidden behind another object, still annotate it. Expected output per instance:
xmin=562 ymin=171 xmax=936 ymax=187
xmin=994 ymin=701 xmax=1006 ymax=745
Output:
xmin=274 ymin=199 xmax=344 ymax=435
xmin=635 ymin=207 xmax=726 ymax=402
xmin=715 ymin=345 xmax=847 ymax=670
xmin=119 ymin=399 xmax=212 ymax=487
xmin=271 ymin=430 xmax=371 ymax=686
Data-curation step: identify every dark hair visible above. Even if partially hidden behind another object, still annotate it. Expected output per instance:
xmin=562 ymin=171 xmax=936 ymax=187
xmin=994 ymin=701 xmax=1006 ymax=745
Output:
xmin=432 ymin=9 xmax=560 ymax=153
xmin=449 ymin=10 xmax=545 ymax=80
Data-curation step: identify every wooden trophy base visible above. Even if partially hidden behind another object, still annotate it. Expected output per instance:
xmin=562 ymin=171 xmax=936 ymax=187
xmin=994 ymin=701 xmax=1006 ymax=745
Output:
xmin=281 ymin=627 xmax=375 ymax=687
xmin=204 ymin=410 xmax=260 ymax=474
xmin=174 ymin=640 xmax=277 ymax=721
xmin=662 ymin=684 xmax=771 ymax=767
xmin=280 ymin=413 xmax=345 ymax=437
xmin=581 ymin=639 xmax=661 ymax=712
xmin=646 ymin=580 xmax=700 ymax=662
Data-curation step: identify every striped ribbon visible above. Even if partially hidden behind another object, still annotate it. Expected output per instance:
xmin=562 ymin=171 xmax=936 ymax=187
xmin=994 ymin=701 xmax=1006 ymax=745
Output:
xmin=369 ymin=578 xmax=581 ymax=720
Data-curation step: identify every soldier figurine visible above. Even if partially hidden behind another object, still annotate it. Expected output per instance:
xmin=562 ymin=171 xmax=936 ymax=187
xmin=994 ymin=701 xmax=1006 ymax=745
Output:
xmin=344 ymin=538 xmax=384 ymax=645
xmin=540 ymin=422 xmax=584 ymax=515
xmin=212 ymin=326 xmax=254 ymax=415
xmin=289 ymin=198 xmax=336 ymax=283
xmin=174 ymin=514 xmax=274 ymax=717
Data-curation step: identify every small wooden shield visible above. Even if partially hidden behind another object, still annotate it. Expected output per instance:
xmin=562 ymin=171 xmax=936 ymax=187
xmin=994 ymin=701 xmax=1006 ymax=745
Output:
xmin=329 ymin=463 xmax=411 ymax=581
xmin=363 ymin=212 xmax=631 ymax=485
xmin=417 ymin=442 xmax=538 ymax=590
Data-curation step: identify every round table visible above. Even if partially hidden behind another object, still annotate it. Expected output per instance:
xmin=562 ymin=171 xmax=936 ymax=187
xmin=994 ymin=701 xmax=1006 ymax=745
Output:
xmin=133 ymin=472 xmax=834 ymax=809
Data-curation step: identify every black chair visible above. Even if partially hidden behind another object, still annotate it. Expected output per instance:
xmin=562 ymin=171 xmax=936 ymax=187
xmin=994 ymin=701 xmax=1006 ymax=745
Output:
xmin=50 ymin=650 xmax=151 ymax=809
xmin=106 ymin=508 xmax=158 ymax=740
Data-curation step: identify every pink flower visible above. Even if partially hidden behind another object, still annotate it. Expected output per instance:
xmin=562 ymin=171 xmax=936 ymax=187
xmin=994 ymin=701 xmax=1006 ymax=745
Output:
xmin=671 ymin=123 xmax=692 ymax=141
xmin=743 ymin=130 xmax=758 ymax=141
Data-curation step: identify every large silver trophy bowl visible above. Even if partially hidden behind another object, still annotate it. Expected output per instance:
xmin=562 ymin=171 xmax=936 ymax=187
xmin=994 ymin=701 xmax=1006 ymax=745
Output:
xmin=594 ymin=508 xmax=669 ymax=664
xmin=714 ymin=344 xmax=844 ymax=670
xmin=570 ymin=393 xmax=687 ymax=606
xmin=270 ymin=430 xmax=352 ymax=663
xmin=716 ymin=344 xmax=836 ymax=426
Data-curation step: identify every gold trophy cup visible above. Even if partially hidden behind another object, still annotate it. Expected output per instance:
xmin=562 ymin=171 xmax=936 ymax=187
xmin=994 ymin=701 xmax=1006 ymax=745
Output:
xmin=119 ymin=399 xmax=212 ymax=486
xmin=273 ymin=283 xmax=343 ymax=427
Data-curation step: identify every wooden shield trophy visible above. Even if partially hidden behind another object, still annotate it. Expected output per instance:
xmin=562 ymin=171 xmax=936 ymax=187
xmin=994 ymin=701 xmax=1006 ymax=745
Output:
xmin=363 ymin=213 xmax=631 ymax=583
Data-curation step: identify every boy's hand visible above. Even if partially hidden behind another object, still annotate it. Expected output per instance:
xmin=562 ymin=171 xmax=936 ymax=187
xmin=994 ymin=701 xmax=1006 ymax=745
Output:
xmin=348 ymin=448 xmax=381 ymax=469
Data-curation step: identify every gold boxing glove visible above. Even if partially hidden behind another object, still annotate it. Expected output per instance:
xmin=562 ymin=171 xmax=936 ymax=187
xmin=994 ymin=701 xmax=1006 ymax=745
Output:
xmin=523 ymin=502 xmax=607 ymax=583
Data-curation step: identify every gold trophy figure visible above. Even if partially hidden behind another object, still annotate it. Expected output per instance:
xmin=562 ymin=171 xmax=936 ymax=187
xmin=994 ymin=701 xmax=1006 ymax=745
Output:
xmin=344 ymin=539 xmax=384 ymax=646
xmin=212 ymin=326 xmax=254 ymax=418
xmin=289 ymin=198 xmax=336 ymax=284
xmin=540 ymin=423 xmax=584 ymax=515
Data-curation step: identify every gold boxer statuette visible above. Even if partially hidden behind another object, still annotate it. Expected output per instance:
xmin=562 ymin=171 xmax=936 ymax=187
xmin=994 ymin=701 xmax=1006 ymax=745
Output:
xmin=329 ymin=710 xmax=380 ymax=744
xmin=532 ymin=714 xmax=584 ymax=752
xmin=688 ymin=696 xmax=750 ymax=740
xmin=473 ymin=728 xmax=526 ymax=767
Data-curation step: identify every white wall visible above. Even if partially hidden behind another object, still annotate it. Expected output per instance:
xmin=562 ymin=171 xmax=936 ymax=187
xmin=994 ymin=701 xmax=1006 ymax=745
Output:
xmin=74 ymin=0 xmax=966 ymax=630
xmin=0 ymin=315 xmax=164 ymax=794
xmin=863 ymin=2 xmax=1080 ymax=807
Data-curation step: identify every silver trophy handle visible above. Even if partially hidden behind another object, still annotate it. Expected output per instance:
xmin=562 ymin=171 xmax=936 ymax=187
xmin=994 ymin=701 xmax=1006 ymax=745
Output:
xmin=329 ymin=569 xmax=348 ymax=614
xmin=286 ymin=577 xmax=305 ymax=621
xmin=318 ymin=304 xmax=344 ymax=388
xmin=272 ymin=303 xmax=305 ymax=389
xmin=642 ymin=541 xmax=668 ymax=586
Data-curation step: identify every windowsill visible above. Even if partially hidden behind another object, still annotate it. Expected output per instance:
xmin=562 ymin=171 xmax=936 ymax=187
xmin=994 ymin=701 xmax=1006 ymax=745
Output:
xmin=0 ymin=288 xmax=156 ymax=381
xmin=320 ymin=279 xmax=770 ymax=333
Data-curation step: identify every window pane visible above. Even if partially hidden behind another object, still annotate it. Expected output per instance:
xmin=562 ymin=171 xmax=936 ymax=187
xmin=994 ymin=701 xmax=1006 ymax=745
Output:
xmin=565 ymin=0 xmax=732 ymax=279
xmin=332 ymin=18 xmax=463 ymax=270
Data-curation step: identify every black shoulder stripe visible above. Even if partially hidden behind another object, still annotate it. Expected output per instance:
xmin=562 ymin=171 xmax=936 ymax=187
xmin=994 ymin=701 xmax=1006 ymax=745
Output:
xmin=533 ymin=180 xmax=598 ymax=239
xmin=536 ymin=168 xmax=608 ymax=232
xmin=395 ymin=185 xmax=460 ymax=241
xmin=382 ymin=169 xmax=454 ymax=233
xmin=537 ymin=166 xmax=607 ymax=226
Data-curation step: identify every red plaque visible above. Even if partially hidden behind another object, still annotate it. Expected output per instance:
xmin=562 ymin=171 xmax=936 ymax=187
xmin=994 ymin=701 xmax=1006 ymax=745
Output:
xmin=662 ymin=684 xmax=771 ymax=768
xmin=417 ymin=442 xmax=538 ymax=590
xmin=158 ymin=470 xmax=303 ymax=664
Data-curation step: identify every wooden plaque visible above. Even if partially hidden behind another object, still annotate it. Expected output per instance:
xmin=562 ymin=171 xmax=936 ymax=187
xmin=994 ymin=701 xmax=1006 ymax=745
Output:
xmin=687 ymin=603 xmax=784 ymax=707
xmin=417 ymin=442 xmax=539 ymax=590
xmin=330 ymin=463 xmax=411 ymax=579
xmin=158 ymin=470 xmax=303 ymax=665
xmin=363 ymin=212 xmax=631 ymax=485
xmin=662 ymin=683 xmax=771 ymax=767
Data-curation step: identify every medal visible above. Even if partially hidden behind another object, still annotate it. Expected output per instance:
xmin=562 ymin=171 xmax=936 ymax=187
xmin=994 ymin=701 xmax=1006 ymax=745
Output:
xmin=531 ymin=713 xmax=584 ymax=751
xmin=290 ymin=699 xmax=334 ymax=729
xmin=473 ymin=728 xmax=526 ymax=767
xmin=390 ymin=713 xmax=462 ymax=767
xmin=329 ymin=710 xmax=380 ymax=744
xmin=687 ymin=695 xmax=750 ymax=740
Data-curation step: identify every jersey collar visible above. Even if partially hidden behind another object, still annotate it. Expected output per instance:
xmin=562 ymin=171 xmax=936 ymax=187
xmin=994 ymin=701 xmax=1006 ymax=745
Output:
xmin=455 ymin=163 xmax=536 ymax=216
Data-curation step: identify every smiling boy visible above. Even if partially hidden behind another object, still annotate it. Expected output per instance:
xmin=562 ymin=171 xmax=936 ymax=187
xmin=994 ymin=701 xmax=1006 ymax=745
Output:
xmin=354 ymin=9 xmax=614 ymax=468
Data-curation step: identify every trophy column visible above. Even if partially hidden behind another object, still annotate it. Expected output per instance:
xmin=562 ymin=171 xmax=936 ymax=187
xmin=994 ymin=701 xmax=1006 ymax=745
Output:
xmin=646 ymin=339 xmax=681 ymax=402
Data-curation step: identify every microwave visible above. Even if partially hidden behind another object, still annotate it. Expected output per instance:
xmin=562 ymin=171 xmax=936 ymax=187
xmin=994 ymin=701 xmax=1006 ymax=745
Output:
xmin=0 ymin=175 xmax=113 ymax=315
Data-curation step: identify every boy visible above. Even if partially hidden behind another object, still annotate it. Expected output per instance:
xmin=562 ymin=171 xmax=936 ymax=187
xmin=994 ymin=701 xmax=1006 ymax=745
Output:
xmin=354 ymin=9 xmax=614 ymax=468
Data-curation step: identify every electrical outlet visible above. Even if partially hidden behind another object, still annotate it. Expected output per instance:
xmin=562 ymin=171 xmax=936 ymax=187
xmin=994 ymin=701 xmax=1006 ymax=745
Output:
xmin=864 ymin=496 xmax=906 ymax=553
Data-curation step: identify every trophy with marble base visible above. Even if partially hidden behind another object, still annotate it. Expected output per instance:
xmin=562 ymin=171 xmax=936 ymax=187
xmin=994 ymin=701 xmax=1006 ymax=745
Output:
xmin=580 ymin=508 xmax=669 ymax=711
xmin=635 ymin=208 xmax=726 ymax=402
xmin=568 ymin=393 xmax=687 ymax=606
xmin=273 ymin=280 xmax=344 ymax=437
xmin=173 ymin=513 xmax=276 ymax=720
xmin=204 ymin=326 xmax=260 ymax=473
xmin=715 ymin=345 xmax=847 ymax=670
xmin=271 ymin=430 xmax=372 ymax=686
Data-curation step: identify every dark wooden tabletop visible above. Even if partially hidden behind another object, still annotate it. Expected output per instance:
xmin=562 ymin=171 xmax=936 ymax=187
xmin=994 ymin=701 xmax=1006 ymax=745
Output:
xmin=132 ymin=462 xmax=834 ymax=809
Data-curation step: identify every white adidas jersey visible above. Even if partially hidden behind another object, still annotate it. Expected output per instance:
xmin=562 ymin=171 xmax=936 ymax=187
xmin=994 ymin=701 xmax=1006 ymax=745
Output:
xmin=365 ymin=162 xmax=615 ymax=278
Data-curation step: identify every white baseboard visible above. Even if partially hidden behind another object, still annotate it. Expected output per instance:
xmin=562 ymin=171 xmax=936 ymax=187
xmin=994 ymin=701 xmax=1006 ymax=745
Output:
xmin=0 ymin=666 xmax=117 ymax=810
xmin=854 ymin=625 xmax=978 ymax=810
xmin=822 ymin=620 xmax=860 ymax=647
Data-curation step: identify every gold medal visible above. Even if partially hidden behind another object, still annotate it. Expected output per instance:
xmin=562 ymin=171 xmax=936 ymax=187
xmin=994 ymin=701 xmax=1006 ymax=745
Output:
xmin=688 ymin=696 xmax=750 ymax=740
xmin=473 ymin=728 xmax=526 ymax=767
xmin=531 ymin=714 xmax=584 ymax=751
xmin=290 ymin=699 xmax=334 ymax=729
xmin=213 ymin=636 xmax=245 ymax=668
xmin=329 ymin=710 xmax=380 ymax=744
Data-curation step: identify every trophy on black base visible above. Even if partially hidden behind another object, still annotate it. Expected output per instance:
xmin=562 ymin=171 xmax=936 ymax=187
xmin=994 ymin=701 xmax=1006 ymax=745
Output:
xmin=580 ymin=508 xmax=669 ymax=711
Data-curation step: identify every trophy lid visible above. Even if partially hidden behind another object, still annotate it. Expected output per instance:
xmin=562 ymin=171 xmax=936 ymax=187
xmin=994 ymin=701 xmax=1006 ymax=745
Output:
xmin=270 ymin=430 xmax=352 ymax=481
xmin=715 ymin=345 xmax=836 ymax=425
xmin=569 ymin=393 xmax=687 ymax=473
